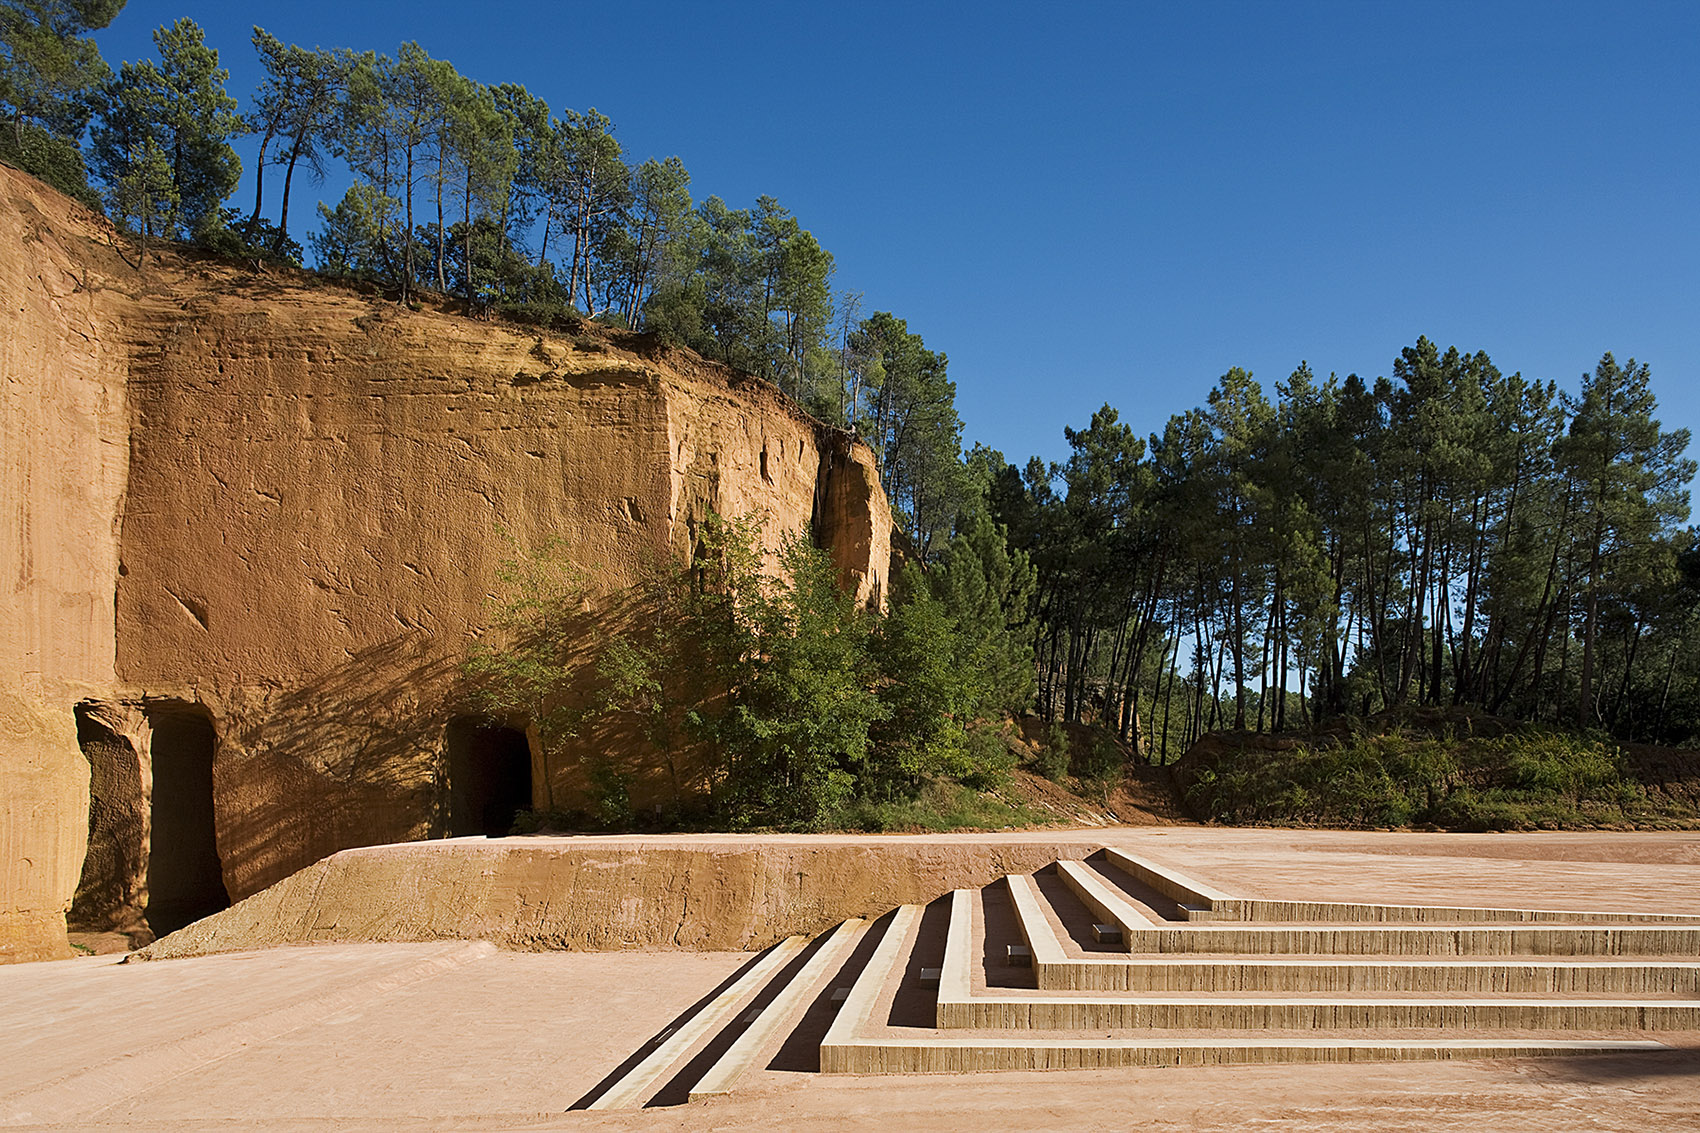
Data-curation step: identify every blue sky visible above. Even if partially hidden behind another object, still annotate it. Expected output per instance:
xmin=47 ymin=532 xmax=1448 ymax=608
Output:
xmin=97 ymin=1 xmax=1700 ymax=472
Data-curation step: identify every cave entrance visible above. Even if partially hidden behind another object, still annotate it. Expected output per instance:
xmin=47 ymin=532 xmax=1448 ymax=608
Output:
xmin=446 ymin=718 xmax=533 ymax=837
xmin=145 ymin=710 xmax=230 ymax=938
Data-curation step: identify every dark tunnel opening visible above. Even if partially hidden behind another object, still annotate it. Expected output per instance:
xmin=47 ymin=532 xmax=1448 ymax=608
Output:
xmin=446 ymin=718 xmax=534 ymax=837
xmin=145 ymin=710 xmax=231 ymax=938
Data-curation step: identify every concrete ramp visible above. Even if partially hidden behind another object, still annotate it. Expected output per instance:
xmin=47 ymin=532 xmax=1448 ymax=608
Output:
xmin=130 ymin=835 xmax=1111 ymax=960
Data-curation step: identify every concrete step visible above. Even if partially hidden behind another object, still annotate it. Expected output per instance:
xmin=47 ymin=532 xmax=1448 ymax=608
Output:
xmin=937 ymin=990 xmax=1700 ymax=1031
xmin=1027 ymin=953 xmax=1700 ymax=995
xmin=687 ymin=918 xmax=869 ymax=1102
xmin=821 ymin=904 xmax=926 ymax=1074
xmin=1096 ymin=848 xmax=1700 ymax=926
xmin=952 ymin=886 xmax=1700 ymax=1030
xmin=585 ymin=934 xmax=808 ymax=1110
xmin=1002 ymin=875 xmax=1700 ymax=991
xmin=1016 ymin=873 xmax=1700 ymax=958
xmin=820 ymin=893 xmax=1673 ymax=1074
xmin=820 ymin=1034 xmax=1673 ymax=1075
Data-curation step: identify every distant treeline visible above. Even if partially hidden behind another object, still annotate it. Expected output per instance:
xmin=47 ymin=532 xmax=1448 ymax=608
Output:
xmin=993 ymin=343 xmax=1697 ymax=755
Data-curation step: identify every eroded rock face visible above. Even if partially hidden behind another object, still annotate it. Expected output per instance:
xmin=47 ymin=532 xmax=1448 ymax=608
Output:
xmin=66 ymin=701 xmax=152 ymax=944
xmin=0 ymin=170 xmax=132 ymax=962
xmin=0 ymin=166 xmax=893 ymax=958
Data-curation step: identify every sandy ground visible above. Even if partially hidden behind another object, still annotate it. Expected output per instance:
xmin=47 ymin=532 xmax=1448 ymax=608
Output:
xmin=5 ymin=829 xmax=1700 ymax=1131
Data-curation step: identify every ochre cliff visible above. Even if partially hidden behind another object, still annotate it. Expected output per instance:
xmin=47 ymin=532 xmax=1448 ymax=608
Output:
xmin=0 ymin=164 xmax=892 ymax=961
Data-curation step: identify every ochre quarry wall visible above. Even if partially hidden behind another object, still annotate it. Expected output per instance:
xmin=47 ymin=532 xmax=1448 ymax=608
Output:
xmin=0 ymin=170 xmax=133 ymax=961
xmin=0 ymin=166 xmax=893 ymax=960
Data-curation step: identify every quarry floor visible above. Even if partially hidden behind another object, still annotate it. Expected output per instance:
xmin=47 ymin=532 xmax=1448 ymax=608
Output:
xmin=5 ymin=827 xmax=1700 ymax=1131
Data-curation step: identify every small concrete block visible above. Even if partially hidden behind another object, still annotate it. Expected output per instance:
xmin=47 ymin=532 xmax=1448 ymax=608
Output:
xmin=919 ymin=967 xmax=942 ymax=987
xmin=1007 ymin=943 xmax=1033 ymax=966
xmin=830 ymin=987 xmax=850 ymax=1003
xmin=1093 ymin=923 xmax=1123 ymax=944
xmin=740 ymin=1009 xmax=761 ymax=1024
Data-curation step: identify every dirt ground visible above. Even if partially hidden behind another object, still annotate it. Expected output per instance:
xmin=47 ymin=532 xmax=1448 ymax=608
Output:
xmin=5 ymin=828 xmax=1700 ymax=1131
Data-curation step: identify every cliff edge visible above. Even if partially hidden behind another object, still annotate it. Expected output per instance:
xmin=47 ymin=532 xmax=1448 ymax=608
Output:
xmin=0 ymin=164 xmax=893 ymax=961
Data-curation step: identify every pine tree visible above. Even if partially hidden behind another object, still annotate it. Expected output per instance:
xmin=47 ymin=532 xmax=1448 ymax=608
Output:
xmin=106 ymin=132 xmax=172 ymax=265
xmin=90 ymin=17 xmax=243 ymax=239
xmin=0 ymin=0 xmax=124 ymax=199
xmin=1557 ymin=354 xmax=1695 ymax=726
xmin=248 ymin=29 xmax=360 ymax=250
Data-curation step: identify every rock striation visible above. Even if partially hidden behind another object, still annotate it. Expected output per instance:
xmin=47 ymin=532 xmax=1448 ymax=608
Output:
xmin=0 ymin=165 xmax=892 ymax=961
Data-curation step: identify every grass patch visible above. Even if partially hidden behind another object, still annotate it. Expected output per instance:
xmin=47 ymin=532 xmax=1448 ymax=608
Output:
xmin=830 ymin=780 xmax=1044 ymax=833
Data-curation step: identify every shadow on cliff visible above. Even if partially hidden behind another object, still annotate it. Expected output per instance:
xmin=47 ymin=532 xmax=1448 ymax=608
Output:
xmin=218 ymin=630 xmax=464 ymax=896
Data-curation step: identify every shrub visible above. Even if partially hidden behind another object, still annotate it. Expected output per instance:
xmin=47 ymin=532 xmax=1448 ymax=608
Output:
xmin=1176 ymin=722 xmax=1661 ymax=830
xmin=1038 ymin=722 xmax=1071 ymax=782
xmin=0 ymin=123 xmax=102 ymax=209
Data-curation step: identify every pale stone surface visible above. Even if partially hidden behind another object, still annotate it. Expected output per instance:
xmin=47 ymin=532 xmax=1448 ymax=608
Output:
xmin=64 ymin=701 xmax=151 ymax=942
xmin=6 ymin=831 xmax=1700 ymax=1132
xmin=132 ymin=836 xmax=1113 ymax=959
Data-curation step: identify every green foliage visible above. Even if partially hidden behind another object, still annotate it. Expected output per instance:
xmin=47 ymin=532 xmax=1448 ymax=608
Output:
xmin=1080 ymin=727 xmax=1124 ymax=784
xmin=852 ymin=311 xmax=968 ymax=556
xmin=194 ymin=206 xmax=301 ymax=265
xmin=1004 ymin=335 xmax=1699 ymax=760
xmin=104 ymin=129 xmax=170 ymax=256
xmin=310 ymin=182 xmax=398 ymax=281
xmin=0 ymin=114 xmax=96 ymax=203
xmin=927 ymin=500 xmax=1037 ymax=716
xmin=584 ymin=757 xmax=634 ymax=829
xmin=89 ymin=17 xmax=243 ymax=238
xmin=0 ymin=0 xmax=124 ymax=143
xmin=832 ymin=780 xmax=1039 ymax=833
xmin=714 ymin=531 xmax=884 ymax=827
xmin=1175 ymin=724 xmax=1675 ymax=831
xmin=465 ymin=510 xmax=1043 ymax=831
xmin=246 ymin=29 xmax=360 ymax=251
xmin=1039 ymin=721 xmax=1070 ymax=782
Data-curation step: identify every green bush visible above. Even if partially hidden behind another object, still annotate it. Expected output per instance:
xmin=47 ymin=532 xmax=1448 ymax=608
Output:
xmin=585 ymin=758 xmax=634 ymax=829
xmin=0 ymin=123 xmax=102 ymax=210
xmin=832 ymin=780 xmax=1037 ymax=833
xmin=194 ymin=208 xmax=304 ymax=266
xmin=1177 ymin=723 xmax=1663 ymax=831
xmin=1038 ymin=721 xmax=1071 ymax=782
xmin=1080 ymin=727 xmax=1124 ymax=784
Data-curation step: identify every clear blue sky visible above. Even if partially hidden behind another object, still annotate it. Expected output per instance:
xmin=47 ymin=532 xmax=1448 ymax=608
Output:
xmin=96 ymin=1 xmax=1700 ymax=472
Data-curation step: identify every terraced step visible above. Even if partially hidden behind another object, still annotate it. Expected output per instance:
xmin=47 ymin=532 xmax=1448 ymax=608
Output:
xmin=1004 ymin=875 xmax=1700 ymax=990
xmin=819 ymin=897 xmax=1672 ymax=1075
xmin=585 ymin=935 xmax=808 ymax=1110
xmin=1018 ymin=872 xmax=1700 ymax=958
xmin=939 ymin=990 xmax=1700 ymax=1031
xmin=1097 ymin=848 xmax=1700 ymax=925
xmin=952 ymin=887 xmax=1700 ymax=1029
xmin=593 ymin=849 xmax=1699 ymax=1096
xmin=821 ymin=1034 xmax=1673 ymax=1075
xmin=688 ymin=918 xmax=870 ymax=1101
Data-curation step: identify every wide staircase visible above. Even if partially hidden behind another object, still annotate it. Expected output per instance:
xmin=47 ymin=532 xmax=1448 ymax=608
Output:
xmin=577 ymin=849 xmax=1700 ymax=1108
